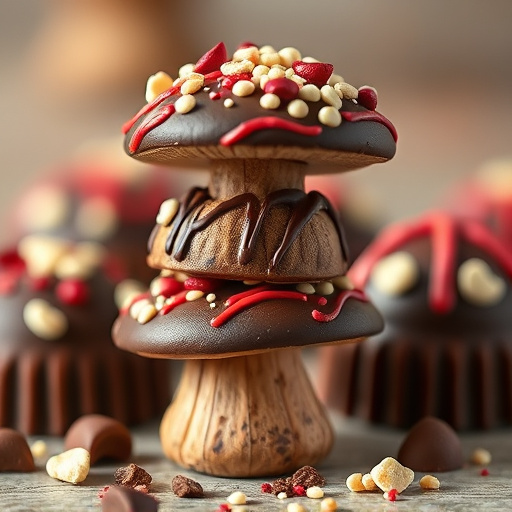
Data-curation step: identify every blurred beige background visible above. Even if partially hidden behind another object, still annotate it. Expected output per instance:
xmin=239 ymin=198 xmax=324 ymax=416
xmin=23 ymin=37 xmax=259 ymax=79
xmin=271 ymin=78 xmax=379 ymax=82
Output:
xmin=1 ymin=0 xmax=512 ymax=240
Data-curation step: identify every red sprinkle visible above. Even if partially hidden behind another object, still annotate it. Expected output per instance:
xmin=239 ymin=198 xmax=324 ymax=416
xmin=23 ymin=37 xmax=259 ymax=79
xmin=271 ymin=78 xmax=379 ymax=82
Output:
xmin=220 ymin=117 xmax=322 ymax=146
xmin=209 ymin=91 xmax=222 ymax=100
xmin=160 ymin=290 xmax=189 ymax=315
xmin=293 ymin=485 xmax=306 ymax=496
xmin=386 ymin=489 xmax=398 ymax=502
xmin=312 ymin=289 xmax=367 ymax=322
xmin=184 ymin=276 xmax=220 ymax=293
xmin=217 ymin=504 xmax=231 ymax=512
xmin=292 ymin=61 xmax=334 ymax=87
xmin=194 ymin=42 xmax=228 ymax=75
xmin=340 ymin=110 xmax=398 ymax=143
xmin=56 ymin=279 xmax=90 ymax=306
xmin=261 ymin=483 xmax=273 ymax=494
xmin=481 ymin=468 xmax=490 ymax=476
xmin=0 ymin=250 xmax=26 ymax=273
xmin=98 ymin=486 xmax=110 ymax=499
xmin=129 ymin=104 xmax=175 ymax=153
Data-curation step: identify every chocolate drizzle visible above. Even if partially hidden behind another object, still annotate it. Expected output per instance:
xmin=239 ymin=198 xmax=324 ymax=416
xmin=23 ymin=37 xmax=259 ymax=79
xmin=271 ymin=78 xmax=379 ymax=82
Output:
xmin=155 ymin=187 xmax=347 ymax=271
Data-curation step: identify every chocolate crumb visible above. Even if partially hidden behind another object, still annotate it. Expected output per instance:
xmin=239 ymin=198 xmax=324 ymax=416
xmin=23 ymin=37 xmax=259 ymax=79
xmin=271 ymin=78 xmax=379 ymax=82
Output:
xmin=114 ymin=463 xmax=152 ymax=489
xmin=291 ymin=466 xmax=326 ymax=488
xmin=271 ymin=477 xmax=293 ymax=496
xmin=172 ymin=474 xmax=204 ymax=498
xmin=101 ymin=485 xmax=158 ymax=512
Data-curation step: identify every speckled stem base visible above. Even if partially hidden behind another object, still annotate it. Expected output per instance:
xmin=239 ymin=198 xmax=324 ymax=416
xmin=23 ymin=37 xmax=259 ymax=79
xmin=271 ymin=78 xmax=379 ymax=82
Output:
xmin=159 ymin=349 xmax=333 ymax=477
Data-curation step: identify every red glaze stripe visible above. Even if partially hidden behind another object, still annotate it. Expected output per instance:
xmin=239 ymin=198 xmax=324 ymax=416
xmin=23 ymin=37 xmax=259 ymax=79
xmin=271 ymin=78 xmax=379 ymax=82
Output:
xmin=159 ymin=290 xmax=189 ymax=316
xmin=128 ymin=104 xmax=175 ymax=154
xmin=220 ymin=117 xmax=322 ymax=146
xmin=224 ymin=285 xmax=271 ymax=306
xmin=312 ymin=289 xmax=367 ymax=322
xmin=211 ymin=290 xmax=307 ymax=328
xmin=341 ymin=110 xmax=398 ymax=142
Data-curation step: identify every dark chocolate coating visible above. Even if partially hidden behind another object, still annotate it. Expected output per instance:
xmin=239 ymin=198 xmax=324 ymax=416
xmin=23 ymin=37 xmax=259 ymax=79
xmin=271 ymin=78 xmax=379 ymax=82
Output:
xmin=318 ymin=237 xmax=512 ymax=430
xmin=0 ymin=428 xmax=35 ymax=472
xmin=0 ymin=268 xmax=170 ymax=435
xmin=125 ymin=84 xmax=396 ymax=169
xmin=112 ymin=281 xmax=383 ymax=359
xmin=102 ymin=486 xmax=158 ymax=512
xmin=397 ymin=417 xmax=464 ymax=472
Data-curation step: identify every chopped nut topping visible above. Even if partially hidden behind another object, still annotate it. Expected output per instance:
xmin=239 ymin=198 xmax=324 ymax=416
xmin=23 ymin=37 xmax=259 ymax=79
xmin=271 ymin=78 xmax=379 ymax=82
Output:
xmin=419 ymin=475 xmax=440 ymax=490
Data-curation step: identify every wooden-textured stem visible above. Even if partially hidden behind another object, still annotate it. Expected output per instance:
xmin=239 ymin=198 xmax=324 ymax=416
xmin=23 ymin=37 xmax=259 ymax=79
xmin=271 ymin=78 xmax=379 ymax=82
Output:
xmin=160 ymin=349 xmax=333 ymax=477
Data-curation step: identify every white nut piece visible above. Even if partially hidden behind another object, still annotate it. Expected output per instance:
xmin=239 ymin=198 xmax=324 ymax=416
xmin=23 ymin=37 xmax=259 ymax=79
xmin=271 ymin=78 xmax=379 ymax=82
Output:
xmin=315 ymin=281 xmax=334 ymax=295
xmin=175 ymin=94 xmax=197 ymax=114
xmin=471 ymin=448 xmax=492 ymax=466
xmin=346 ymin=472 xmax=365 ymax=492
xmin=221 ymin=59 xmax=255 ymax=76
xmin=260 ymin=52 xmax=280 ymax=67
xmin=178 ymin=63 xmax=195 ymax=78
xmin=287 ymin=99 xmax=309 ymax=119
xmin=260 ymin=93 xmax=281 ymax=110
xmin=145 ymin=71 xmax=173 ymax=103
xmin=130 ymin=298 xmax=152 ymax=320
xmin=299 ymin=84 xmax=321 ymax=102
xmin=137 ymin=303 xmax=157 ymax=324
xmin=180 ymin=78 xmax=204 ymax=95
xmin=252 ymin=64 xmax=270 ymax=77
xmin=233 ymin=46 xmax=259 ymax=64
xmin=362 ymin=473 xmax=378 ymax=491
xmin=186 ymin=290 xmax=204 ymax=301
xmin=320 ymin=85 xmax=342 ymax=109
xmin=457 ymin=258 xmax=506 ymax=307
xmin=370 ymin=251 xmax=419 ymax=296
xmin=259 ymin=45 xmax=277 ymax=54
xmin=23 ymin=298 xmax=68 ymax=340
xmin=232 ymin=80 xmax=256 ymax=97
xmin=296 ymin=283 xmax=316 ymax=295
xmin=334 ymin=82 xmax=358 ymax=100
xmin=328 ymin=73 xmax=345 ymax=87
xmin=320 ymin=497 xmax=337 ymax=511
xmin=287 ymin=503 xmax=307 ymax=512
xmin=267 ymin=67 xmax=286 ymax=80
xmin=419 ymin=475 xmax=440 ymax=490
xmin=306 ymin=486 xmax=324 ymax=499
xmin=332 ymin=275 xmax=355 ymax=290
xmin=18 ymin=235 xmax=70 ymax=278
xmin=206 ymin=293 xmax=216 ymax=303
xmin=46 ymin=447 xmax=90 ymax=484
xmin=318 ymin=106 xmax=342 ymax=127
xmin=278 ymin=47 xmax=302 ymax=68
xmin=30 ymin=440 xmax=48 ymax=459
xmin=227 ymin=491 xmax=247 ymax=505
xmin=156 ymin=198 xmax=180 ymax=226
xmin=370 ymin=457 xmax=414 ymax=493
xmin=277 ymin=492 xmax=288 ymax=500
xmin=224 ymin=98 xmax=235 ymax=108
xmin=114 ymin=279 xmax=147 ymax=310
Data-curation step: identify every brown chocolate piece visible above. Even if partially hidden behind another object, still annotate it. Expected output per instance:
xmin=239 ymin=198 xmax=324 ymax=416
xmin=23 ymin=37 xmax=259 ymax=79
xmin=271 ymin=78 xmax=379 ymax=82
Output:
xmin=102 ymin=485 xmax=158 ymax=512
xmin=64 ymin=414 xmax=132 ymax=465
xmin=171 ymin=474 xmax=204 ymax=498
xmin=114 ymin=463 xmax=152 ymax=489
xmin=0 ymin=428 xmax=35 ymax=472
xmin=397 ymin=417 xmax=464 ymax=472
xmin=271 ymin=477 xmax=294 ymax=496
xmin=291 ymin=465 xmax=326 ymax=488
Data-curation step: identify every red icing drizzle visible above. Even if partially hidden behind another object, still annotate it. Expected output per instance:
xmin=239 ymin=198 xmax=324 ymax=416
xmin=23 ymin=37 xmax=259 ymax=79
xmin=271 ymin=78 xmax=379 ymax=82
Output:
xmin=349 ymin=211 xmax=512 ymax=314
xmin=159 ymin=290 xmax=188 ymax=316
xmin=224 ymin=285 xmax=271 ymax=306
xmin=220 ymin=117 xmax=322 ymax=146
xmin=312 ymin=289 xmax=367 ymax=322
xmin=341 ymin=110 xmax=398 ymax=142
xmin=129 ymin=104 xmax=175 ymax=154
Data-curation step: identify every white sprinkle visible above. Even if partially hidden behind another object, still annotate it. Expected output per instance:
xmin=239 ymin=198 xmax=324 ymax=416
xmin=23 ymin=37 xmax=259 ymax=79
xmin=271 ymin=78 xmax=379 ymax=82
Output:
xmin=318 ymin=106 xmax=342 ymax=127
xmin=224 ymin=98 xmax=235 ymax=108
xmin=175 ymin=94 xmax=197 ymax=114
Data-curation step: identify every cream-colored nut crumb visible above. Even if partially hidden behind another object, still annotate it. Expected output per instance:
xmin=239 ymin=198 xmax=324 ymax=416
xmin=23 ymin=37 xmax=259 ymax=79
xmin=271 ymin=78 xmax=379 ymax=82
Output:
xmin=46 ymin=447 xmax=90 ymax=484
xmin=315 ymin=281 xmax=334 ymax=295
xmin=260 ymin=52 xmax=280 ymax=67
xmin=130 ymin=298 xmax=151 ymax=320
xmin=277 ymin=492 xmax=288 ymax=500
xmin=471 ymin=448 xmax=492 ymax=466
xmin=259 ymin=44 xmax=277 ymax=54
xmin=23 ymin=299 xmax=68 ymax=340
xmin=145 ymin=71 xmax=173 ymax=103
xmin=206 ymin=293 xmax=216 ymax=303
xmin=299 ymin=84 xmax=321 ymax=102
xmin=156 ymin=198 xmax=179 ymax=225
xmin=278 ymin=47 xmax=302 ymax=68
xmin=224 ymin=98 xmax=235 ymax=108
xmin=18 ymin=235 xmax=70 ymax=278
xmin=175 ymin=94 xmax=197 ymax=114
xmin=362 ymin=473 xmax=378 ymax=491
xmin=334 ymin=82 xmax=358 ymax=100
xmin=320 ymin=497 xmax=337 ymax=511
xmin=260 ymin=93 xmax=280 ymax=109
xmin=115 ymin=279 xmax=146 ymax=310
xmin=210 ymin=302 xmax=216 ymax=309
xmin=332 ymin=275 xmax=355 ymax=290
xmin=221 ymin=59 xmax=255 ymax=75
xmin=72 ymin=242 xmax=105 ymax=269
xmin=328 ymin=73 xmax=345 ymax=87
xmin=252 ymin=65 xmax=270 ymax=77
xmin=54 ymin=254 xmax=91 ymax=280
xmin=178 ymin=63 xmax=195 ymax=78
xmin=306 ymin=486 xmax=324 ymax=499
xmin=419 ymin=475 xmax=440 ymax=490
xmin=289 ymin=74 xmax=306 ymax=87
xmin=186 ymin=290 xmax=205 ymax=301
xmin=458 ymin=258 xmax=506 ymax=307
xmin=243 ymin=280 xmax=262 ymax=285
xmin=259 ymin=75 xmax=270 ymax=91
xmin=227 ymin=491 xmax=247 ymax=505
xmin=232 ymin=80 xmax=255 ymax=97
xmin=174 ymin=271 xmax=189 ymax=283
xmin=154 ymin=295 xmax=166 ymax=310
xmin=318 ymin=106 xmax=342 ymax=127
xmin=370 ymin=251 xmax=419 ymax=296
xmin=285 ymin=67 xmax=295 ymax=78
xmin=296 ymin=282 xmax=316 ymax=295
xmin=233 ymin=46 xmax=259 ymax=64
xmin=137 ymin=303 xmax=157 ymax=324
xmin=370 ymin=457 xmax=414 ymax=493
xmin=320 ymin=85 xmax=342 ymax=109
xmin=346 ymin=473 xmax=366 ymax=492
xmin=30 ymin=440 xmax=48 ymax=459
xmin=180 ymin=78 xmax=203 ymax=95
xmin=267 ymin=67 xmax=286 ymax=80
xmin=160 ymin=269 xmax=174 ymax=277
xmin=287 ymin=503 xmax=307 ymax=512
xmin=287 ymin=99 xmax=309 ymax=119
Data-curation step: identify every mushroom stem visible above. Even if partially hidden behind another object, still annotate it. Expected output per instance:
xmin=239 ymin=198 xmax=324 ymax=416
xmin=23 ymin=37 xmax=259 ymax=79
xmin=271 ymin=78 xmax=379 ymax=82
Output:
xmin=159 ymin=349 xmax=333 ymax=477
xmin=209 ymin=159 xmax=306 ymax=200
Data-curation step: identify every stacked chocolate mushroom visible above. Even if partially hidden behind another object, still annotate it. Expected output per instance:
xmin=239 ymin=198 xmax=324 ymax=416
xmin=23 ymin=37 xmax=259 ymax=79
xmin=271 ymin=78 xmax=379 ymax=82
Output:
xmin=113 ymin=42 xmax=397 ymax=477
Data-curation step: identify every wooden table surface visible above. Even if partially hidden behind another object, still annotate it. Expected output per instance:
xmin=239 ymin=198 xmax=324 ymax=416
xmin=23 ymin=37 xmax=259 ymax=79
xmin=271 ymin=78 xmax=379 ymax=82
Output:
xmin=1 ymin=414 xmax=512 ymax=512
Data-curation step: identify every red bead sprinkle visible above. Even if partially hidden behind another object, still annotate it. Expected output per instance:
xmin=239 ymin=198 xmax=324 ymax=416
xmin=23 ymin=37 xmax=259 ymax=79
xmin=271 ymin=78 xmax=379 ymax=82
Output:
xmin=481 ymin=468 xmax=490 ymax=476
xmin=386 ymin=489 xmax=398 ymax=502
xmin=209 ymin=91 xmax=222 ymax=100
xmin=98 ymin=486 xmax=110 ymax=499
xmin=29 ymin=276 xmax=51 ymax=291
xmin=0 ymin=250 xmax=26 ymax=273
xmin=221 ymin=73 xmax=253 ymax=90
xmin=56 ymin=279 xmax=90 ymax=306
xmin=357 ymin=86 xmax=378 ymax=111
xmin=217 ymin=504 xmax=231 ymax=512
xmin=184 ymin=276 xmax=220 ymax=293
xmin=293 ymin=485 xmax=306 ymax=496
xmin=292 ymin=61 xmax=333 ymax=87
xmin=194 ymin=42 xmax=228 ymax=75
xmin=261 ymin=483 xmax=273 ymax=494
xmin=263 ymin=77 xmax=299 ymax=102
